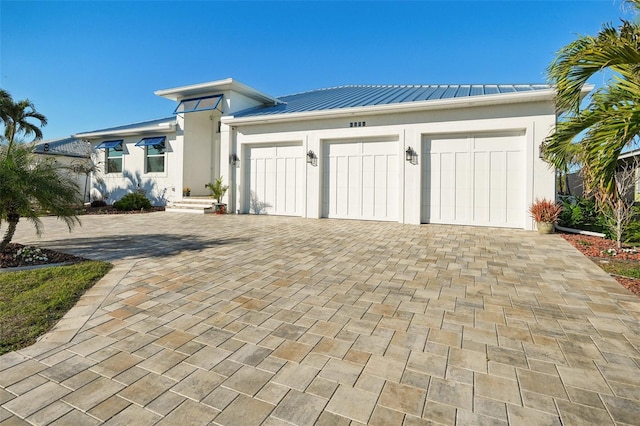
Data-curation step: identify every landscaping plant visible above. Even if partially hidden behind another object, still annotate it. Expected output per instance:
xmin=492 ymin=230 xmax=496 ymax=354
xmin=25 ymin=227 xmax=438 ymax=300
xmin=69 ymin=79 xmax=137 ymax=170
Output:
xmin=558 ymin=196 xmax=603 ymax=232
xmin=113 ymin=192 xmax=152 ymax=211
xmin=529 ymin=198 xmax=563 ymax=223
xmin=543 ymin=0 xmax=640 ymax=245
xmin=205 ymin=176 xmax=229 ymax=204
xmin=622 ymin=206 xmax=640 ymax=246
xmin=0 ymin=90 xmax=81 ymax=251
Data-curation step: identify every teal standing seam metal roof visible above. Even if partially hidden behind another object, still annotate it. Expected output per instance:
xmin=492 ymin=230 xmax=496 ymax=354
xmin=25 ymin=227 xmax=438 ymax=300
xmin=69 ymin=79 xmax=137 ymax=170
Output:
xmin=234 ymin=84 xmax=552 ymax=118
xmin=75 ymin=116 xmax=175 ymax=136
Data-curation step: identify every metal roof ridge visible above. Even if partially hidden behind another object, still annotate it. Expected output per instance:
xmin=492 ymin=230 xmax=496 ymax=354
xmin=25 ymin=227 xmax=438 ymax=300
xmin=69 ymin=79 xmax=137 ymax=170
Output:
xmin=279 ymin=83 xmax=550 ymax=98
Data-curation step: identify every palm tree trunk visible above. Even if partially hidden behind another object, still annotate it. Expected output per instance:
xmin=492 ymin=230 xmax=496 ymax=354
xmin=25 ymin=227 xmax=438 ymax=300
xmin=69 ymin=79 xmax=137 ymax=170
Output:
xmin=5 ymin=123 xmax=16 ymax=154
xmin=0 ymin=219 xmax=18 ymax=252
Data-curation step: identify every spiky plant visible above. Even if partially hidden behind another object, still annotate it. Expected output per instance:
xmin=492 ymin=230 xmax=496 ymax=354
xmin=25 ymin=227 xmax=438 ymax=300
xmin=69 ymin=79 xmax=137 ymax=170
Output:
xmin=529 ymin=198 xmax=563 ymax=223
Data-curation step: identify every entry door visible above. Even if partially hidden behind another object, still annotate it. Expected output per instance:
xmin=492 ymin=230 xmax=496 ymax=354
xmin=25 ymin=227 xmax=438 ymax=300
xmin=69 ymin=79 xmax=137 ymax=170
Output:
xmin=323 ymin=139 xmax=399 ymax=221
xmin=422 ymin=133 xmax=525 ymax=228
xmin=246 ymin=144 xmax=304 ymax=216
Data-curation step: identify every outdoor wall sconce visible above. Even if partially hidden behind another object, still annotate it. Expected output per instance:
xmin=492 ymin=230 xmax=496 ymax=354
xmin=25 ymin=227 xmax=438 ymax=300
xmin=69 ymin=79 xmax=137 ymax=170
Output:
xmin=306 ymin=150 xmax=318 ymax=167
xmin=405 ymin=146 xmax=417 ymax=164
xmin=229 ymin=153 xmax=239 ymax=166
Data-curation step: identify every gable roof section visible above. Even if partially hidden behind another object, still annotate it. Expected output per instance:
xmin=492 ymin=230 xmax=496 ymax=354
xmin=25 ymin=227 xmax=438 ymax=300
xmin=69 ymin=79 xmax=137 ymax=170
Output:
xmin=230 ymin=84 xmax=554 ymax=120
xmin=74 ymin=116 xmax=176 ymax=139
xmin=33 ymin=137 xmax=92 ymax=158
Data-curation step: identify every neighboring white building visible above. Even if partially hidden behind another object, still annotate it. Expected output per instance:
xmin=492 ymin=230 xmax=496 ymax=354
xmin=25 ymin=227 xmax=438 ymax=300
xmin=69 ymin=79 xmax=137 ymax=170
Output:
xmin=74 ymin=78 xmax=577 ymax=230
xmin=33 ymin=137 xmax=93 ymax=203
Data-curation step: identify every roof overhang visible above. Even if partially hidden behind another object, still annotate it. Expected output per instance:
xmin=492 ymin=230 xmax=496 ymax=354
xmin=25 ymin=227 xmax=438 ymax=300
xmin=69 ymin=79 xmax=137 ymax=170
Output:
xmin=154 ymin=78 xmax=281 ymax=106
xmin=618 ymin=148 xmax=640 ymax=161
xmin=223 ymin=87 xmax=561 ymax=126
xmin=33 ymin=150 xmax=90 ymax=159
xmin=74 ymin=120 xmax=176 ymax=139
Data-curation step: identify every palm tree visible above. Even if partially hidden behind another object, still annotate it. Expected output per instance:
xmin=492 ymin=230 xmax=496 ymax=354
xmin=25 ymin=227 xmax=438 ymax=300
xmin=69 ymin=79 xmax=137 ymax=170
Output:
xmin=0 ymin=92 xmax=80 ymax=250
xmin=0 ymin=89 xmax=11 ymax=123
xmin=543 ymin=1 xmax=640 ymax=202
xmin=0 ymin=144 xmax=81 ymax=250
xmin=1 ymin=95 xmax=47 ymax=152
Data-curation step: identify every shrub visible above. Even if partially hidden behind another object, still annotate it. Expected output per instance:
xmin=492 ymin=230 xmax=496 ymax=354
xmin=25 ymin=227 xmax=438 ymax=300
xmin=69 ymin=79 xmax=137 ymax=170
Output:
xmin=113 ymin=192 xmax=152 ymax=211
xmin=529 ymin=198 xmax=562 ymax=223
xmin=558 ymin=196 xmax=603 ymax=232
xmin=623 ymin=206 xmax=640 ymax=245
xmin=90 ymin=200 xmax=107 ymax=208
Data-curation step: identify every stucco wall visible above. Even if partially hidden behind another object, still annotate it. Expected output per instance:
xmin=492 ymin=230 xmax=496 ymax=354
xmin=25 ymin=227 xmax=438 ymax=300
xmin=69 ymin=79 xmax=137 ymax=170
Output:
xmin=181 ymin=111 xmax=220 ymax=196
xmin=90 ymin=130 xmax=177 ymax=206
xmin=226 ymin=100 xmax=557 ymax=230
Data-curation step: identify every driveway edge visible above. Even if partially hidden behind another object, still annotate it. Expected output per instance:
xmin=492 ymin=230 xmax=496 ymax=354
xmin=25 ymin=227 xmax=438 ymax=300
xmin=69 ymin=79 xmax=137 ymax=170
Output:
xmin=36 ymin=260 xmax=137 ymax=345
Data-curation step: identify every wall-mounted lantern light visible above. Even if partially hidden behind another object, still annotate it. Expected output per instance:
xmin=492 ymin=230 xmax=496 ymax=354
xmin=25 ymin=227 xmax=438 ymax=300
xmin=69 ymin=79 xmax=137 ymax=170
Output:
xmin=405 ymin=146 xmax=417 ymax=164
xmin=230 ymin=153 xmax=239 ymax=167
xmin=306 ymin=150 xmax=318 ymax=167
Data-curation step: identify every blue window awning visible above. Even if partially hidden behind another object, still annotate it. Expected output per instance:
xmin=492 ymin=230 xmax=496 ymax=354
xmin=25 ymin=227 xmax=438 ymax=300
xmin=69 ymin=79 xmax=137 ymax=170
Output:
xmin=96 ymin=140 xmax=122 ymax=150
xmin=135 ymin=136 xmax=166 ymax=147
xmin=174 ymin=94 xmax=223 ymax=114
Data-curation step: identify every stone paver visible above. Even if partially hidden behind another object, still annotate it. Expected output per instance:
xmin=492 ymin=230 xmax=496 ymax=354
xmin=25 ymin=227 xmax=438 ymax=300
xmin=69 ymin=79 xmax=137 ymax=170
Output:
xmin=2 ymin=213 xmax=639 ymax=424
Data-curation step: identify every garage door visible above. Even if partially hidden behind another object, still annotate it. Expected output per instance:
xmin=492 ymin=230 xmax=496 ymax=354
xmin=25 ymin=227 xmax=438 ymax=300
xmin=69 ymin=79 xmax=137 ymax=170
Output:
xmin=422 ymin=133 xmax=525 ymax=228
xmin=246 ymin=144 xmax=304 ymax=216
xmin=323 ymin=138 xmax=399 ymax=221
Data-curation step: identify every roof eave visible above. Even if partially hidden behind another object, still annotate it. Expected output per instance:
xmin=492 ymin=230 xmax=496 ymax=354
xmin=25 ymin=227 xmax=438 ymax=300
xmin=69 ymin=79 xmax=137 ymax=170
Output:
xmin=34 ymin=151 xmax=90 ymax=159
xmin=618 ymin=148 xmax=640 ymax=160
xmin=74 ymin=122 xmax=176 ymax=139
xmin=223 ymin=88 xmax=558 ymax=126
xmin=154 ymin=78 xmax=281 ymax=105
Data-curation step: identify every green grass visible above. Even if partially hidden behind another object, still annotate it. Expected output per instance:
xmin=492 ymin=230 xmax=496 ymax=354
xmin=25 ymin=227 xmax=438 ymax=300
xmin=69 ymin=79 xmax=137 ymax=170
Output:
xmin=0 ymin=261 xmax=112 ymax=355
xmin=598 ymin=259 xmax=640 ymax=280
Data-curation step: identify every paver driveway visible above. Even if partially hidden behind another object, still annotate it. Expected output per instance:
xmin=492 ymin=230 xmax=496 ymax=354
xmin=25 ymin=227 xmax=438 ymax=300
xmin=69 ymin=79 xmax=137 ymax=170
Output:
xmin=1 ymin=213 xmax=639 ymax=425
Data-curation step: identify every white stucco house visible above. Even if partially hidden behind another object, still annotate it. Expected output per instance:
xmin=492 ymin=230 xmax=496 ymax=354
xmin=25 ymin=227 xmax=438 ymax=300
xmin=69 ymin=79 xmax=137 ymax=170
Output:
xmin=73 ymin=78 xmax=579 ymax=230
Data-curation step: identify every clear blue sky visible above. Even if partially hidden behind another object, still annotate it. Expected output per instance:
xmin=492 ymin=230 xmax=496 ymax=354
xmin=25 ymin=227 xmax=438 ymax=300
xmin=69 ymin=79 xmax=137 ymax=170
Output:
xmin=0 ymin=0 xmax=632 ymax=139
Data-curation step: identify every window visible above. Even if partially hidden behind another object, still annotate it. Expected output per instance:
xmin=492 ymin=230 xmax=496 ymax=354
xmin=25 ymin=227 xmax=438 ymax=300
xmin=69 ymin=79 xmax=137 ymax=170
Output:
xmin=96 ymin=140 xmax=123 ymax=174
xmin=136 ymin=136 xmax=166 ymax=173
xmin=145 ymin=144 xmax=165 ymax=173
xmin=106 ymin=148 xmax=123 ymax=173
xmin=174 ymin=94 xmax=223 ymax=114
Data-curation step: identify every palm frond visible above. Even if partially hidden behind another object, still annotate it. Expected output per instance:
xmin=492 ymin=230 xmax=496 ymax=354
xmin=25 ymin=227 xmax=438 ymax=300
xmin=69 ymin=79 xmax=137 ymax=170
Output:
xmin=0 ymin=145 xmax=80 ymax=237
xmin=545 ymin=9 xmax=640 ymax=204
xmin=548 ymin=20 xmax=640 ymax=113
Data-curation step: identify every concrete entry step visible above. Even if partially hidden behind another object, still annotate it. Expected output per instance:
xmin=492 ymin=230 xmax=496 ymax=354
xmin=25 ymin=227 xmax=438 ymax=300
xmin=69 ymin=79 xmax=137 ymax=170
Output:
xmin=166 ymin=197 xmax=215 ymax=214
xmin=165 ymin=207 xmax=213 ymax=214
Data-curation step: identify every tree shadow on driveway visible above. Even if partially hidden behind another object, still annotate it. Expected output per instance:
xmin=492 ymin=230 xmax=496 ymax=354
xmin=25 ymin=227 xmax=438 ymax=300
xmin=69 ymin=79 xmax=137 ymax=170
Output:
xmin=39 ymin=234 xmax=251 ymax=263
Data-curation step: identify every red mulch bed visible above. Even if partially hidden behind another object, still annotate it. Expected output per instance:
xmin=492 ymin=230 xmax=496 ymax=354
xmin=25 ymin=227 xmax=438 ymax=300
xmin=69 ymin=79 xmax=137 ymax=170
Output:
xmin=560 ymin=232 xmax=640 ymax=297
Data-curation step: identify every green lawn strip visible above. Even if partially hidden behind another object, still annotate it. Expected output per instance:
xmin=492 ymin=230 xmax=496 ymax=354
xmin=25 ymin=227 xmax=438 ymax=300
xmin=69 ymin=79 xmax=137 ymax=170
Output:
xmin=0 ymin=261 xmax=112 ymax=355
xmin=596 ymin=259 xmax=640 ymax=280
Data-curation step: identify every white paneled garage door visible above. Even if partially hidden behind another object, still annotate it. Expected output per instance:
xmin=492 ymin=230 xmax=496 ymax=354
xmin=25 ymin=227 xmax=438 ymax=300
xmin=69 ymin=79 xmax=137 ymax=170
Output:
xmin=246 ymin=144 xmax=304 ymax=216
xmin=422 ymin=132 xmax=525 ymax=228
xmin=323 ymin=138 xmax=399 ymax=221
